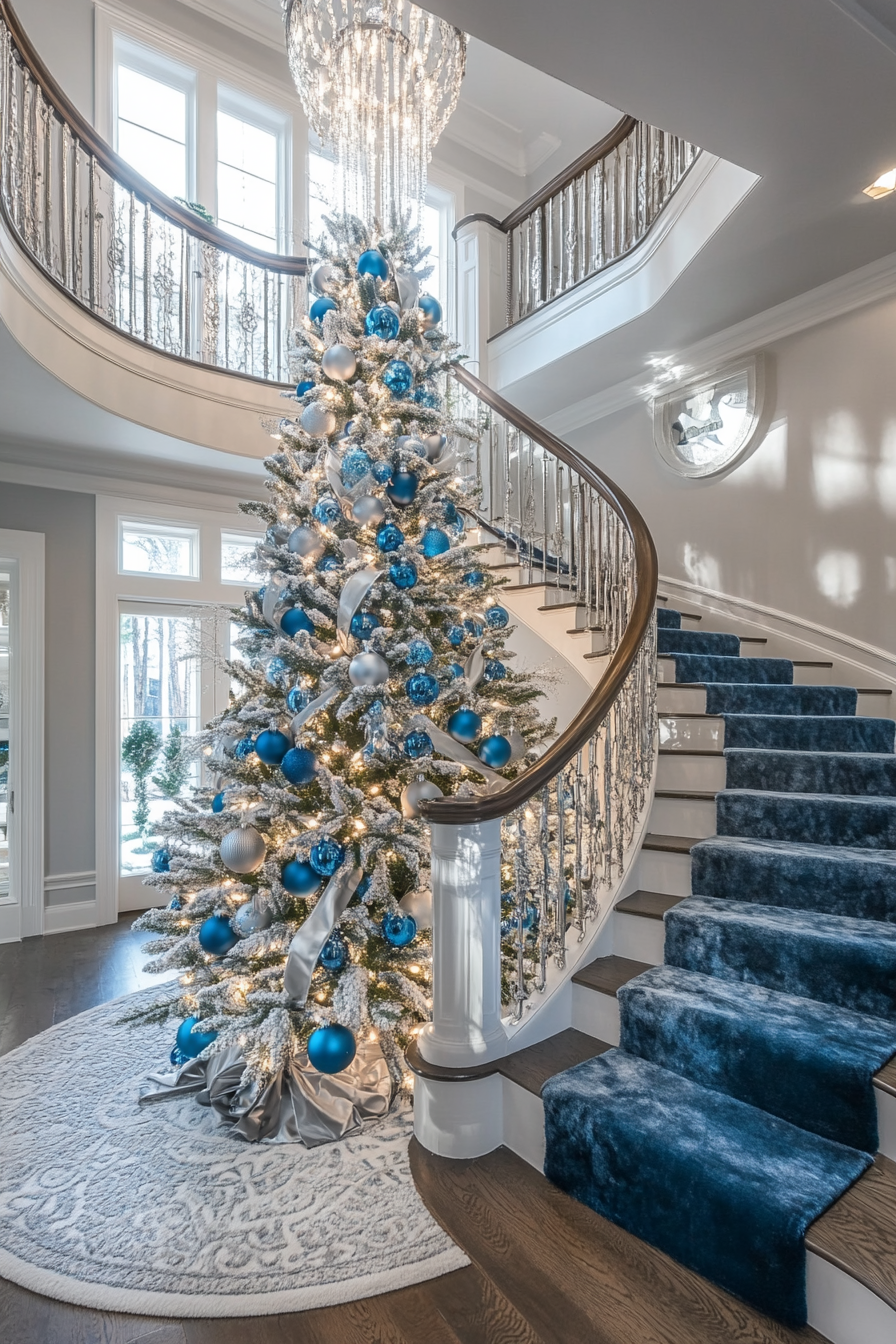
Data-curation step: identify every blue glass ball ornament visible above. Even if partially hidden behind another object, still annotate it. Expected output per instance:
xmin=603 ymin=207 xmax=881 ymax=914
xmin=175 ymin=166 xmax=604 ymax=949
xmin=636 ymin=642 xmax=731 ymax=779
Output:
xmin=176 ymin=1016 xmax=218 ymax=1059
xmin=364 ymin=304 xmax=400 ymax=340
xmin=405 ymin=671 xmax=439 ymax=706
xmin=484 ymin=659 xmax=506 ymax=682
xmin=389 ymin=559 xmax=418 ymax=589
xmin=265 ymin=656 xmax=289 ymax=686
xmin=382 ymin=359 xmax=414 ymax=398
xmin=342 ymin=448 xmax=372 ymax=487
xmin=418 ymin=294 xmax=443 ymax=328
xmin=486 ymin=605 xmax=510 ymax=629
xmin=317 ymin=555 xmax=340 ymax=572
xmin=357 ymin=248 xmax=389 ymax=279
xmin=452 ymin=516 xmax=465 ymax=537
xmin=479 ymin=734 xmax=512 ymax=768
xmin=286 ymin=685 xmax=310 ymax=714
xmin=448 ymin=708 xmax=482 ymax=745
xmin=296 ymin=379 xmax=315 ymax=397
xmin=281 ymin=857 xmax=321 ymax=895
xmin=443 ymin=499 xmax=458 ymax=524
xmin=356 ymin=872 xmax=371 ymax=899
xmin=414 ymin=385 xmax=441 ymax=410
xmin=198 ymin=913 xmax=240 ymax=956
xmin=521 ymin=901 xmax=539 ymax=931
xmin=307 ymin=1023 xmax=357 ymax=1074
xmin=318 ymin=930 xmax=349 ymax=971
xmin=254 ymin=729 xmax=291 ymax=765
xmin=449 ymin=662 xmax=465 ymax=678
xmin=420 ymin=526 xmax=450 ymax=557
xmin=406 ymin=638 xmax=434 ymax=666
xmin=310 ymin=837 xmax=346 ymax=877
xmin=376 ymin=522 xmax=404 ymax=553
xmin=313 ymin=496 xmax=341 ymax=525
xmin=234 ymin=735 xmax=255 ymax=760
xmin=281 ymin=746 xmax=318 ymax=785
xmin=382 ymin=912 xmax=418 ymax=947
xmin=280 ymin=606 xmax=314 ymax=638
xmin=151 ymin=847 xmax=170 ymax=873
xmin=462 ymin=571 xmax=485 ymax=587
xmin=403 ymin=729 xmax=433 ymax=759
xmin=386 ymin=470 xmax=419 ymax=507
xmin=170 ymin=1045 xmax=189 ymax=1067
xmin=464 ymin=616 xmax=485 ymax=637
xmin=309 ymin=296 xmax=337 ymax=323
xmin=212 ymin=791 xmax=226 ymax=813
xmin=350 ymin=610 xmax=380 ymax=639
xmin=372 ymin=461 xmax=393 ymax=484
xmin=445 ymin=623 xmax=465 ymax=647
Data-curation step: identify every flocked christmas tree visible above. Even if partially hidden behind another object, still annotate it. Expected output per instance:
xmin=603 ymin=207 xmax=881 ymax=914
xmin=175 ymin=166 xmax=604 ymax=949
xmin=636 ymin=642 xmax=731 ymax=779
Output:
xmin=126 ymin=214 xmax=551 ymax=1131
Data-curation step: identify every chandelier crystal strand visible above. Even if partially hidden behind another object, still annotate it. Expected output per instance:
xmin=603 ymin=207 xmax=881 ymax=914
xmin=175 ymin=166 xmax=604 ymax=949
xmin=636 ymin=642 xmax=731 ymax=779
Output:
xmin=284 ymin=0 xmax=466 ymax=225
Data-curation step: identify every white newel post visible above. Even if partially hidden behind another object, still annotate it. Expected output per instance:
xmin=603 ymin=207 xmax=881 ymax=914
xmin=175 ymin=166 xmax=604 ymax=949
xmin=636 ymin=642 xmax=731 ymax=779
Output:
xmin=453 ymin=215 xmax=507 ymax=385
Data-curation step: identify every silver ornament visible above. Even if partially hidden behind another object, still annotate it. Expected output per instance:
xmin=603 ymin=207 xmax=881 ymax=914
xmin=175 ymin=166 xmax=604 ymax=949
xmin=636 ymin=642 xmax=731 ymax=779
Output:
xmin=401 ymin=779 xmax=444 ymax=819
xmin=387 ymin=300 xmax=400 ymax=314
xmin=311 ymin=263 xmax=337 ymax=295
xmin=288 ymin=525 xmax=325 ymax=559
xmin=349 ymin=652 xmax=390 ymax=687
xmin=396 ymin=434 xmax=426 ymax=457
xmin=399 ymin=886 xmax=433 ymax=929
xmin=301 ymin=402 xmax=337 ymax=437
xmin=394 ymin=266 xmax=420 ymax=311
xmin=423 ymin=433 xmax=447 ymax=461
xmin=220 ymin=825 xmax=266 ymax=874
xmin=352 ymin=495 xmax=386 ymax=526
xmin=232 ymin=899 xmax=274 ymax=937
xmin=321 ymin=344 xmax=357 ymax=381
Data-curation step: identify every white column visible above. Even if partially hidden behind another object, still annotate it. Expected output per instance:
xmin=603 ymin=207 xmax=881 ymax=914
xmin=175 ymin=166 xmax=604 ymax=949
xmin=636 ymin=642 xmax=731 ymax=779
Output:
xmin=453 ymin=215 xmax=507 ymax=386
xmin=419 ymin=819 xmax=507 ymax=1068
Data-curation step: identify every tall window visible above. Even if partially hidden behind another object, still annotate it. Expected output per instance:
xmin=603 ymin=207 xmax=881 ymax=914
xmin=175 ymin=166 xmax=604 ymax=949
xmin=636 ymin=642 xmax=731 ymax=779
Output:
xmin=113 ymin=39 xmax=194 ymax=201
xmin=217 ymin=88 xmax=289 ymax=252
xmin=307 ymin=148 xmax=336 ymax=244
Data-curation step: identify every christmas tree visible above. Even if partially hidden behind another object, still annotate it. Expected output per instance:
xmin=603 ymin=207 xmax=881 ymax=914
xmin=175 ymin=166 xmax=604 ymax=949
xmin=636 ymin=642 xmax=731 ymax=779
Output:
xmin=126 ymin=214 xmax=551 ymax=1134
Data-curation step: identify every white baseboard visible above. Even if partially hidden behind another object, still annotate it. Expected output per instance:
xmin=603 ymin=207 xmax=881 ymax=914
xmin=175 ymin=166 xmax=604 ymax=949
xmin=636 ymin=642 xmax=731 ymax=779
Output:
xmin=43 ymin=899 xmax=98 ymax=934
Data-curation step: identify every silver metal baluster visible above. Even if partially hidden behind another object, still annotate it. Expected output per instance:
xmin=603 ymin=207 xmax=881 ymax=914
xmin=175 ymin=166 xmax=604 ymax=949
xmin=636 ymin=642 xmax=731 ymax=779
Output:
xmin=142 ymin=201 xmax=151 ymax=341
xmin=555 ymin=773 xmax=567 ymax=969
xmin=535 ymin=784 xmax=549 ymax=991
xmin=574 ymin=748 xmax=585 ymax=937
xmin=263 ymin=269 xmax=270 ymax=380
xmin=224 ymin=253 xmax=230 ymax=368
xmin=127 ymin=191 xmax=136 ymax=333
xmin=60 ymin=122 xmax=70 ymax=291
xmin=184 ymin=233 xmax=192 ymax=359
xmin=72 ymin=139 xmax=82 ymax=301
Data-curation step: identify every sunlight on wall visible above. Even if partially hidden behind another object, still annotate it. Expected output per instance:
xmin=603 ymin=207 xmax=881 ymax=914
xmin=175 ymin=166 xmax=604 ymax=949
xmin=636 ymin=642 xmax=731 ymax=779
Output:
xmin=876 ymin=424 xmax=896 ymax=518
xmin=721 ymin=419 xmax=788 ymax=489
xmin=815 ymin=550 xmax=863 ymax=608
xmin=811 ymin=412 xmax=870 ymax=509
xmin=885 ymin=557 xmax=896 ymax=594
xmin=682 ymin=543 xmax=721 ymax=592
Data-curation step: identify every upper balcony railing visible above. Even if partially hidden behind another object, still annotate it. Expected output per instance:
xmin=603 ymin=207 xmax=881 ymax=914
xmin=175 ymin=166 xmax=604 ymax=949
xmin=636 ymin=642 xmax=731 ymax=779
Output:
xmin=0 ymin=0 xmax=306 ymax=382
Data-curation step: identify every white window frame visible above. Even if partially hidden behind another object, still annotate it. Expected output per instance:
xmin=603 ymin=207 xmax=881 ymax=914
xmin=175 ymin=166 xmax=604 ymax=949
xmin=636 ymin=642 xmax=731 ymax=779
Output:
xmin=111 ymin=33 xmax=197 ymax=202
xmin=220 ymin=528 xmax=265 ymax=586
xmin=424 ymin=180 xmax=457 ymax=333
xmin=118 ymin=517 xmax=202 ymax=581
xmin=217 ymin=83 xmax=292 ymax=254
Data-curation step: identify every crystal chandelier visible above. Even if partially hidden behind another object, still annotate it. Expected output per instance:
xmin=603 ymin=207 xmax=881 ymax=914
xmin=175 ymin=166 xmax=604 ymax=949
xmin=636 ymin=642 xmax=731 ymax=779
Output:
xmin=283 ymin=0 xmax=467 ymax=225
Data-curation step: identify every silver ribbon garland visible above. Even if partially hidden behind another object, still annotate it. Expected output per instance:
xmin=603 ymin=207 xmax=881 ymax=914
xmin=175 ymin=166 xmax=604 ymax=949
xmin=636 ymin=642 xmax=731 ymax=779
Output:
xmin=290 ymin=682 xmax=341 ymax=735
xmin=411 ymin=714 xmax=506 ymax=792
xmin=336 ymin=565 xmax=383 ymax=653
xmin=325 ymin=447 xmax=376 ymax=516
xmin=464 ymin=642 xmax=486 ymax=691
xmin=283 ymin=865 xmax=363 ymax=1002
xmin=262 ymin=576 xmax=292 ymax=630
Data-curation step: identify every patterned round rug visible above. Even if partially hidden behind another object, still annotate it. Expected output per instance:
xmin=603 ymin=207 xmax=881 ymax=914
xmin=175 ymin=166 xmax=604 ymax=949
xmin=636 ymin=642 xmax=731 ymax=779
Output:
xmin=0 ymin=991 xmax=467 ymax=1317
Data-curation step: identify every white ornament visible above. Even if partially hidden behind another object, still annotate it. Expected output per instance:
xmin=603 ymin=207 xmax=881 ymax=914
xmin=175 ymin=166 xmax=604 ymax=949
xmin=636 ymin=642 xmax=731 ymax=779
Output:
xmin=311 ymin=262 xmax=337 ymax=295
xmin=399 ymin=886 xmax=433 ymax=929
xmin=220 ymin=825 xmax=266 ymax=874
xmin=301 ymin=402 xmax=337 ymax=437
xmin=423 ymin=433 xmax=447 ymax=461
xmin=288 ymin=525 xmax=325 ymax=559
xmin=232 ymin=899 xmax=274 ymax=937
xmin=352 ymin=495 xmax=386 ymax=526
xmin=322 ymin=344 xmax=357 ymax=381
xmin=400 ymin=778 xmax=444 ymax=818
xmin=349 ymin=652 xmax=389 ymax=687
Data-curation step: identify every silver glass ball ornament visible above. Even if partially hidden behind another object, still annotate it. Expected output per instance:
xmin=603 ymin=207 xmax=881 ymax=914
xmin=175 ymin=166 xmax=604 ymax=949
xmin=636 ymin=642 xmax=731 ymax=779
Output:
xmin=352 ymin=495 xmax=386 ymax=526
xmin=401 ymin=778 xmax=444 ymax=819
xmin=300 ymin=402 xmax=337 ymax=437
xmin=288 ymin=525 xmax=325 ymax=559
xmin=400 ymin=886 xmax=433 ymax=930
xmin=396 ymin=434 xmax=426 ymax=458
xmin=310 ymin=262 xmax=337 ymax=295
xmin=349 ymin=651 xmax=390 ymax=687
xmin=219 ymin=825 xmax=266 ymax=874
xmin=321 ymin=344 xmax=357 ymax=381
xmin=232 ymin=899 xmax=274 ymax=938
xmin=423 ymin=433 xmax=447 ymax=461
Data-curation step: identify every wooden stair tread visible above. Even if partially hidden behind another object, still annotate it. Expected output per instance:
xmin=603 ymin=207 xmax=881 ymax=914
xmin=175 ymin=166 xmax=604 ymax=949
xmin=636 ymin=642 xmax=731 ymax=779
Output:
xmin=874 ymin=1055 xmax=896 ymax=1097
xmin=536 ymin=600 xmax=581 ymax=611
xmin=573 ymin=954 xmax=652 ymax=996
xmin=807 ymin=1153 xmax=896 ymax=1312
xmin=655 ymin=788 xmax=717 ymax=801
xmin=642 ymin=833 xmax=699 ymax=854
xmin=658 ymin=746 xmax=724 ymax=756
xmin=584 ymin=649 xmax=612 ymax=660
xmin=792 ymin=660 xmax=834 ymax=667
xmin=504 ymin=581 xmax=574 ymax=593
xmin=500 ymin=1028 xmax=612 ymax=1097
xmin=658 ymin=712 xmax=724 ymax=721
xmin=616 ymin=890 xmax=685 ymax=921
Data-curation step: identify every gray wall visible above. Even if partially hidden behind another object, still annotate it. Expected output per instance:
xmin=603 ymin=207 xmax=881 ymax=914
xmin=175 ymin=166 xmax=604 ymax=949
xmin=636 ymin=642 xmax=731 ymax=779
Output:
xmin=0 ymin=484 xmax=95 ymax=888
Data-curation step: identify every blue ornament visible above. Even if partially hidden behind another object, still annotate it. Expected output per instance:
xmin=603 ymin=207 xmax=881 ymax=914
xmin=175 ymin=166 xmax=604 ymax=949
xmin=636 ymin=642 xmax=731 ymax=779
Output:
xmin=451 ymin=516 xmax=465 ymax=537
xmin=350 ymin=610 xmax=380 ymax=640
xmin=418 ymin=294 xmax=443 ymax=327
xmin=317 ymin=555 xmax=340 ymax=572
xmin=484 ymin=659 xmax=506 ymax=682
xmin=318 ymin=930 xmax=349 ymax=971
xmin=357 ymin=249 xmax=389 ymax=279
xmin=212 ymin=792 xmax=226 ymax=814
xmin=405 ymin=671 xmax=439 ymax=706
xmin=414 ymin=385 xmax=441 ymax=410
xmin=168 ymin=894 xmax=182 ymax=911
xmin=282 ymin=857 xmax=321 ymax=895
xmin=382 ymin=359 xmax=414 ymax=398
xmin=255 ymin=729 xmax=291 ymax=765
xmin=310 ymin=837 xmax=346 ymax=877
xmin=286 ymin=685 xmax=310 ymax=714
xmin=342 ymin=448 xmax=372 ymax=486
xmin=443 ymin=500 xmax=458 ymax=523
xmin=365 ymin=305 xmax=400 ymax=340
xmin=386 ymin=470 xmax=419 ymax=507
xmin=462 ymin=571 xmax=485 ymax=587
xmin=372 ymin=461 xmax=393 ymax=484
xmin=265 ymin=656 xmax=289 ymax=686
xmin=313 ymin=496 xmax=341 ymax=525
xmin=464 ymin=616 xmax=485 ymax=637
xmin=448 ymin=708 xmax=482 ymax=745
xmin=310 ymin=296 xmax=337 ymax=323
xmin=198 ymin=913 xmax=240 ymax=956
xmin=307 ymin=1023 xmax=357 ymax=1074
xmin=281 ymin=747 xmax=318 ymax=785
xmin=175 ymin=1016 xmax=218 ymax=1059
xmin=382 ymin=912 xmax=417 ymax=947
xmin=390 ymin=559 xmax=418 ymax=589
xmin=522 ymin=901 xmax=539 ymax=931
xmin=403 ymin=729 xmax=433 ymax=759
xmin=234 ymin=735 xmax=255 ymax=759
xmin=445 ymin=623 xmax=464 ymax=646
xmin=420 ymin=526 xmax=450 ymax=557
xmin=479 ymin=734 xmax=512 ymax=768
xmin=449 ymin=662 xmax=465 ymax=678
xmin=406 ymin=638 xmax=434 ymax=666
xmin=151 ymin=847 xmax=170 ymax=873
xmin=296 ymin=379 xmax=315 ymax=397
xmin=486 ymin=605 xmax=510 ymax=629
xmin=356 ymin=873 xmax=371 ymax=899
xmin=281 ymin=606 xmax=314 ymax=638
xmin=376 ymin=522 xmax=405 ymax=553
xmin=169 ymin=1045 xmax=189 ymax=1067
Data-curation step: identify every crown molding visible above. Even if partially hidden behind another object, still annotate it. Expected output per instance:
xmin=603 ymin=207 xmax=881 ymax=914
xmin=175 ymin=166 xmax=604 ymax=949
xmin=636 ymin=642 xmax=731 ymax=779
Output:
xmin=172 ymin=0 xmax=286 ymax=52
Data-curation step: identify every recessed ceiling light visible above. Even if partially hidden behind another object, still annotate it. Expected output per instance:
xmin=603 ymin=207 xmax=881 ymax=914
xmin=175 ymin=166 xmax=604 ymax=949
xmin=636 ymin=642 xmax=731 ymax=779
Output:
xmin=864 ymin=168 xmax=896 ymax=198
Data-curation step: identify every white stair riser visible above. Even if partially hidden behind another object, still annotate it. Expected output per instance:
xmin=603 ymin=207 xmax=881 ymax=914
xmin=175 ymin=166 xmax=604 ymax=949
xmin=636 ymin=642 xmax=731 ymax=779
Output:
xmin=614 ymin=911 xmax=665 ymax=964
xmin=659 ymin=715 xmax=725 ymax=750
xmin=858 ymin=694 xmax=894 ymax=717
xmin=656 ymin=754 xmax=727 ymax=792
xmin=634 ymin=848 xmax=692 ymax=896
xmin=807 ymin=1253 xmax=895 ymax=1344
xmin=571 ymin=982 xmax=620 ymax=1044
xmin=657 ymin=686 xmax=707 ymax=714
xmin=649 ymin=795 xmax=717 ymax=839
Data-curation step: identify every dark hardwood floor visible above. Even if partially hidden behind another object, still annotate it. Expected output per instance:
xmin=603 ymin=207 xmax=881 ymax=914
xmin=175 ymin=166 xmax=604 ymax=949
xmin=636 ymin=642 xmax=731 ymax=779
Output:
xmin=0 ymin=917 xmax=828 ymax=1344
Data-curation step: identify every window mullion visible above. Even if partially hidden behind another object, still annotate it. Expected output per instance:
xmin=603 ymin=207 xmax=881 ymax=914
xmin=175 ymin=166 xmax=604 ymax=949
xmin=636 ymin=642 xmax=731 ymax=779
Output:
xmin=195 ymin=69 xmax=218 ymax=216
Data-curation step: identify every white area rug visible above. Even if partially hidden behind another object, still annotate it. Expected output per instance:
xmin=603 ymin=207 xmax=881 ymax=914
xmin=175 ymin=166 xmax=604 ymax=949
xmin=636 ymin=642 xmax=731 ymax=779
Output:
xmin=0 ymin=991 xmax=467 ymax=1317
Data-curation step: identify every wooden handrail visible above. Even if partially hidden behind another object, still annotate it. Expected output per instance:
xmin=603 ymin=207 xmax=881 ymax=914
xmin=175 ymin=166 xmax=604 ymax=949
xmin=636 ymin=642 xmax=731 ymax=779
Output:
xmin=500 ymin=115 xmax=637 ymax=233
xmin=419 ymin=364 xmax=658 ymax=825
xmin=0 ymin=0 xmax=307 ymax=275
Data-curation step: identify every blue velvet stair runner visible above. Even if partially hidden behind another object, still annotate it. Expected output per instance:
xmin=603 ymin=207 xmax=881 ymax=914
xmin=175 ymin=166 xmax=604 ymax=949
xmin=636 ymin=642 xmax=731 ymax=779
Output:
xmin=543 ymin=604 xmax=896 ymax=1327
